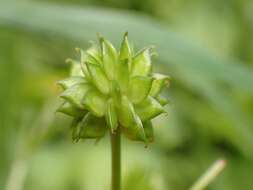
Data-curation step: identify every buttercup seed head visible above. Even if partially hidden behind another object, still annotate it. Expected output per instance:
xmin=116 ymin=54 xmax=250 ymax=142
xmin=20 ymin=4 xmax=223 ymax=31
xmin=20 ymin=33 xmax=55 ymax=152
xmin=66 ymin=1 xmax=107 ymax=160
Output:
xmin=57 ymin=33 xmax=170 ymax=143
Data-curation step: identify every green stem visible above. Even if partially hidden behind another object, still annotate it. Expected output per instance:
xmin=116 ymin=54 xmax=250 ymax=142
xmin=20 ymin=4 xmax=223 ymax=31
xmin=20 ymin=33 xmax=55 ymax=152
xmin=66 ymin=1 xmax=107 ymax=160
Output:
xmin=111 ymin=127 xmax=121 ymax=190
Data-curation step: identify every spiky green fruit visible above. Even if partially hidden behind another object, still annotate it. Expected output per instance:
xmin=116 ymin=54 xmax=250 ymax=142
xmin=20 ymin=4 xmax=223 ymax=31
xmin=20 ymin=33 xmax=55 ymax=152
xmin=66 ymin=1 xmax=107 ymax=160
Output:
xmin=57 ymin=33 xmax=170 ymax=143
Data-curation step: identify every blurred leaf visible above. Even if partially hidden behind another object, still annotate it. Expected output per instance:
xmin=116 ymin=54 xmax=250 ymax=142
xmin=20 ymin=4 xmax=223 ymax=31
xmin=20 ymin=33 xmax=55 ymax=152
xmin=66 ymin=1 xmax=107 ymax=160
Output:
xmin=0 ymin=1 xmax=253 ymax=157
xmin=0 ymin=1 xmax=252 ymax=93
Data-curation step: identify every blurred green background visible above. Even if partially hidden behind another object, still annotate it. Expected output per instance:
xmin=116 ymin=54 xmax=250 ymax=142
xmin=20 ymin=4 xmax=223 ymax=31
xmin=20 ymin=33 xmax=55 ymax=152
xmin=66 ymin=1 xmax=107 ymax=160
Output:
xmin=0 ymin=0 xmax=253 ymax=189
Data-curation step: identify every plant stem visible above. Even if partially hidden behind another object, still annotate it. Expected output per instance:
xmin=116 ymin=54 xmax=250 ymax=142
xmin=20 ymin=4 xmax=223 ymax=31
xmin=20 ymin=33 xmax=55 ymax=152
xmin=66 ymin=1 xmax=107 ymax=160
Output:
xmin=111 ymin=127 xmax=121 ymax=190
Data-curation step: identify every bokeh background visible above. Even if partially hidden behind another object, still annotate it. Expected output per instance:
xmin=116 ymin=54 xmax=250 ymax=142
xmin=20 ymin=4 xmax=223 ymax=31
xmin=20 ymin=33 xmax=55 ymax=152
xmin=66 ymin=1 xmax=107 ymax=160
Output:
xmin=0 ymin=0 xmax=253 ymax=189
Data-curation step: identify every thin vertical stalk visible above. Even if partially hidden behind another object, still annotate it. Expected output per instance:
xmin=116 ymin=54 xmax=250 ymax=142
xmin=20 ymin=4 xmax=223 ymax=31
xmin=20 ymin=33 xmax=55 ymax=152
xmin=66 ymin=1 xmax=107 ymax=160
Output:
xmin=111 ymin=127 xmax=121 ymax=190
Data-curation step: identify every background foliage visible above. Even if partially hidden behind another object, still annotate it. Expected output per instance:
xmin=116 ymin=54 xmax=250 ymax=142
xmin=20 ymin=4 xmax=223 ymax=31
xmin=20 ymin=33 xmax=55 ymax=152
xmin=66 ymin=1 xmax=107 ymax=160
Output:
xmin=0 ymin=0 xmax=253 ymax=189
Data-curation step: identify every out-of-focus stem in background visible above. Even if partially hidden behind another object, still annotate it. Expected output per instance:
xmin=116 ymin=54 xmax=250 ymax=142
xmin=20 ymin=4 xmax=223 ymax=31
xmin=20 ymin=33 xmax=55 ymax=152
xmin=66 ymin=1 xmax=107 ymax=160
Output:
xmin=190 ymin=159 xmax=226 ymax=190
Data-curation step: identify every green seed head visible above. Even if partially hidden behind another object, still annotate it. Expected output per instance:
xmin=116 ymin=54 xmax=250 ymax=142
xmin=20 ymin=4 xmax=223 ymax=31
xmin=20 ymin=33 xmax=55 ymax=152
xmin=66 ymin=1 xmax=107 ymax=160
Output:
xmin=57 ymin=33 xmax=170 ymax=143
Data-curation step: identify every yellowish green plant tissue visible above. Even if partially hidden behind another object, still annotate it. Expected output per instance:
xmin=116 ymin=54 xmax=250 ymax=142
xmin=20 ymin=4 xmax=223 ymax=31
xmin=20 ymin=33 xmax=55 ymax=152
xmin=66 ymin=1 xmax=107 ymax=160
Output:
xmin=57 ymin=33 xmax=170 ymax=143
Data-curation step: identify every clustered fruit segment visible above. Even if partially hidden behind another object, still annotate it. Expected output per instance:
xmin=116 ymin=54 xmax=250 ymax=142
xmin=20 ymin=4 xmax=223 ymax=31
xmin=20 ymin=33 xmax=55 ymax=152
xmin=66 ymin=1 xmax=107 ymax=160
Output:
xmin=57 ymin=33 xmax=170 ymax=143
